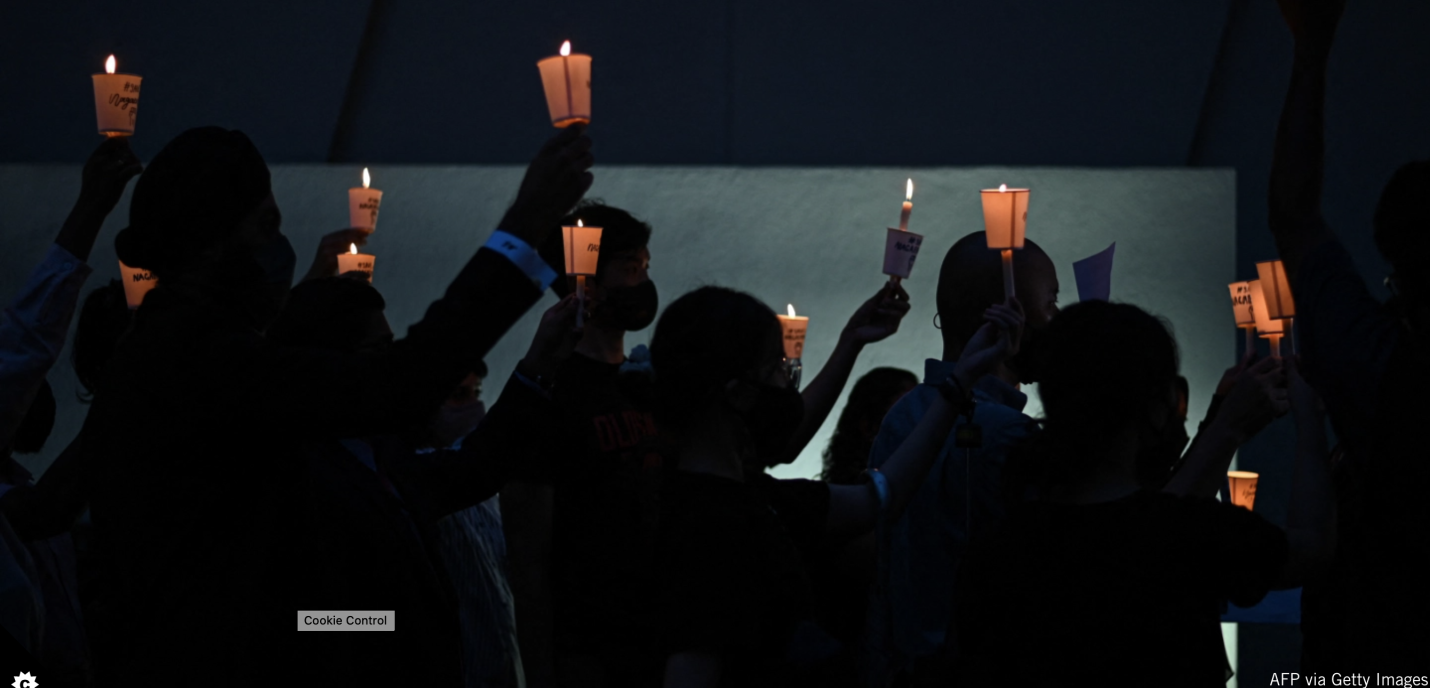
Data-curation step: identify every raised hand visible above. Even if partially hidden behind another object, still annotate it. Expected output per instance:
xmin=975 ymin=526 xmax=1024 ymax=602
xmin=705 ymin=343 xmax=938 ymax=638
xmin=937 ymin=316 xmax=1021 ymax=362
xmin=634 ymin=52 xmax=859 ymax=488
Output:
xmin=303 ymin=227 xmax=374 ymax=282
xmin=1215 ymin=345 xmax=1256 ymax=397
xmin=58 ymin=137 xmax=145 ymax=261
xmin=841 ymin=281 xmax=912 ymax=346
xmin=952 ymin=298 xmax=1025 ymax=387
xmin=1216 ymin=356 xmax=1290 ymax=441
xmin=500 ymin=124 xmax=595 ymax=248
xmin=1285 ymin=356 xmax=1325 ymax=429
xmin=520 ymin=293 xmax=584 ymax=379
xmin=79 ymin=136 xmax=144 ymax=216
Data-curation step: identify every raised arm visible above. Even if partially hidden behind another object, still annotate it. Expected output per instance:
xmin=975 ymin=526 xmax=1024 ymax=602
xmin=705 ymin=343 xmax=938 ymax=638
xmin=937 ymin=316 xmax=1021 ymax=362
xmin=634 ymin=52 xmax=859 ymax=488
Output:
xmin=1 ymin=138 xmax=141 ymax=449
xmin=1276 ymin=357 xmax=1335 ymax=588
xmin=1164 ymin=357 xmax=1288 ymax=499
xmin=781 ymin=282 xmax=910 ymax=462
xmin=824 ymin=301 xmax=1022 ymax=538
xmin=1268 ymin=0 xmax=1345 ymax=282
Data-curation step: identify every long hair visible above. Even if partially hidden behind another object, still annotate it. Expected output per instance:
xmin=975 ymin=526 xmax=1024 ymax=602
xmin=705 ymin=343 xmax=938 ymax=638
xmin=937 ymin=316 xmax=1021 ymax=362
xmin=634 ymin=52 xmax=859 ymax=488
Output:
xmin=1004 ymin=300 xmax=1179 ymax=502
xmin=820 ymin=367 xmax=918 ymax=484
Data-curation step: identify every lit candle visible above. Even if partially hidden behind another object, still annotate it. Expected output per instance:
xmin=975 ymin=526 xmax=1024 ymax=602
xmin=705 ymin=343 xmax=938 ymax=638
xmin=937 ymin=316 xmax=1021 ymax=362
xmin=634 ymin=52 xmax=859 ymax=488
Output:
xmin=92 ymin=54 xmax=142 ymax=137
xmin=1256 ymin=259 xmax=1296 ymax=355
xmin=1227 ymin=281 xmax=1257 ymax=355
xmin=899 ymin=178 xmax=913 ymax=232
xmin=337 ymin=243 xmax=376 ymax=283
xmin=562 ymin=218 xmax=602 ymax=327
xmin=537 ymin=40 xmax=593 ymax=128
xmin=1248 ymin=279 xmax=1286 ymax=358
xmin=118 ymin=260 xmax=157 ymax=309
xmin=1227 ymin=471 xmax=1259 ymax=510
xmin=883 ymin=179 xmax=924 ymax=284
xmin=349 ymin=167 xmax=383 ymax=231
xmin=776 ymin=304 xmax=809 ymax=360
xmin=981 ymin=183 xmax=1030 ymax=303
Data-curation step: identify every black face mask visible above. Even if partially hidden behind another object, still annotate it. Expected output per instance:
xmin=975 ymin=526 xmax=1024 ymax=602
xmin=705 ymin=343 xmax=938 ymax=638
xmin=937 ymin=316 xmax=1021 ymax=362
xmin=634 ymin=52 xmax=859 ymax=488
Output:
xmin=734 ymin=382 xmax=805 ymax=467
xmin=1135 ymin=415 xmax=1190 ymax=488
xmin=600 ymin=279 xmax=659 ymax=332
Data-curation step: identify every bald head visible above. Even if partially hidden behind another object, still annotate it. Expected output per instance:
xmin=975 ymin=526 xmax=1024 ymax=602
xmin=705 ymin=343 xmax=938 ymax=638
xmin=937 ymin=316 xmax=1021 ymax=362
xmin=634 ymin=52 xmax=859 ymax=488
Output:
xmin=936 ymin=232 xmax=1059 ymax=355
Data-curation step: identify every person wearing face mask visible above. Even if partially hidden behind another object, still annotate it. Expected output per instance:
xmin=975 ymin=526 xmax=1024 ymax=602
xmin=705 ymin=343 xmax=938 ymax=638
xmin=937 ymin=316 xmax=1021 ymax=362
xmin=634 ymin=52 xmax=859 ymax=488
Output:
xmin=500 ymin=200 xmax=666 ymax=688
xmin=649 ymin=285 xmax=1023 ymax=688
xmin=955 ymin=300 xmax=1334 ymax=687
xmin=78 ymin=124 xmax=594 ymax=686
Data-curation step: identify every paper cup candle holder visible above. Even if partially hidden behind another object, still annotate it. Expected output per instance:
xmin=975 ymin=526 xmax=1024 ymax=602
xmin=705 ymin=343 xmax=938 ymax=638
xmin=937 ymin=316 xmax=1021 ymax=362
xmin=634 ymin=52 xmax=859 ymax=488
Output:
xmin=118 ymin=260 xmax=158 ymax=309
xmin=1227 ymin=281 xmax=1257 ymax=354
xmin=1227 ymin=471 xmax=1259 ymax=511
xmin=538 ymin=41 xmax=592 ymax=128
xmin=562 ymin=219 xmax=603 ymax=327
xmin=883 ymin=178 xmax=924 ymax=283
xmin=349 ymin=168 xmax=383 ymax=231
xmin=981 ymin=184 xmax=1030 ymax=303
xmin=338 ymin=243 xmax=376 ymax=283
xmin=777 ymin=304 xmax=809 ymax=390
xmin=1249 ymin=280 xmax=1287 ymax=359
xmin=1256 ymin=259 xmax=1296 ymax=356
xmin=92 ymin=54 xmax=142 ymax=137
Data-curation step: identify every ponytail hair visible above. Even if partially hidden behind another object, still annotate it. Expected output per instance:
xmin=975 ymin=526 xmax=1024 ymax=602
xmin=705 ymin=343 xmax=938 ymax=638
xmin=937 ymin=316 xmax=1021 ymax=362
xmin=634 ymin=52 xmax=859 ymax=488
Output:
xmin=1005 ymin=300 xmax=1179 ymax=503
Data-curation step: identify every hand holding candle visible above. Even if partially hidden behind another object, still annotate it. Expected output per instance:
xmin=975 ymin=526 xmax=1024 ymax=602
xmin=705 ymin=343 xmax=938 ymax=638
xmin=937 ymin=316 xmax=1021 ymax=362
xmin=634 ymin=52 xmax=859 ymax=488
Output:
xmin=537 ymin=40 xmax=592 ymax=128
xmin=337 ymin=243 xmax=376 ymax=283
xmin=349 ymin=168 xmax=383 ymax=231
xmin=92 ymin=54 xmax=142 ymax=137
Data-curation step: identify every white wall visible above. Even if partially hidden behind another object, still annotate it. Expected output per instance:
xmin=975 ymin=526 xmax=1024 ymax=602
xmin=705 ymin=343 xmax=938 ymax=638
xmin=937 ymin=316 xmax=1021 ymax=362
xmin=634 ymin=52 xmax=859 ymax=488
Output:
xmin=0 ymin=165 xmax=1234 ymax=479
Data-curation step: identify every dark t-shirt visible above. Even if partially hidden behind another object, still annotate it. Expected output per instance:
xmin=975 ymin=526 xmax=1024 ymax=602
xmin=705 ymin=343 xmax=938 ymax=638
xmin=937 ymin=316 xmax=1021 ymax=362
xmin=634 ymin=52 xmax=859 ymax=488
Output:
xmin=536 ymin=353 xmax=668 ymax=664
xmin=658 ymin=470 xmax=831 ymax=688
xmin=956 ymin=490 xmax=1288 ymax=687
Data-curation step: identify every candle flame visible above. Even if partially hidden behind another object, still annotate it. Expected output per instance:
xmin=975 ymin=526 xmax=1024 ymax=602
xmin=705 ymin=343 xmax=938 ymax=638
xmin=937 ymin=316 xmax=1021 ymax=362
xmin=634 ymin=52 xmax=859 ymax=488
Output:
xmin=560 ymin=41 xmax=572 ymax=56
xmin=787 ymin=304 xmax=797 ymax=318
xmin=906 ymin=178 xmax=914 ymax=201
xmin=999 ymin=184 xmax=1007 ymax=193
xmin=577 ymin=219 xmax=583 ymax=227
xmin=105 ymin=55 xmax=116 ymax=74
xmin=349 ymin=243 xmax=358 ymax=255
xmin=362 ymin=168 xmax=371 ymax=189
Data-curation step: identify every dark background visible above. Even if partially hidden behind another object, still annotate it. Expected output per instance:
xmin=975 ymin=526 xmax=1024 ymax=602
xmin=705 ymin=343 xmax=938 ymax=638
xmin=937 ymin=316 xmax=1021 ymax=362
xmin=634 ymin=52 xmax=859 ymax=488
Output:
xmin=7 ymin=0 xmax=1429 ymax=676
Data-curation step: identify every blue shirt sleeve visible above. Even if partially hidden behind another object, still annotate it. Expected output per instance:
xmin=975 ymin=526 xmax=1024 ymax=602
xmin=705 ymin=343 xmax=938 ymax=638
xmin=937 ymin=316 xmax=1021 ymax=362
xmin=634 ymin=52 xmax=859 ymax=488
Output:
xmin=0 ymin=244 xmax=92 ymax=450
xmin=485 ymin=231 xmax=558 ymax=293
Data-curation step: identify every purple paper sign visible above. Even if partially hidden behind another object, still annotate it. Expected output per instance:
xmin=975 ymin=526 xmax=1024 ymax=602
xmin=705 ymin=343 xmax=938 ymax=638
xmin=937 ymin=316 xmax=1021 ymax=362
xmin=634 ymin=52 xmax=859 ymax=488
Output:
xmin=1073 ymin=242 xmax=1115 ymax=302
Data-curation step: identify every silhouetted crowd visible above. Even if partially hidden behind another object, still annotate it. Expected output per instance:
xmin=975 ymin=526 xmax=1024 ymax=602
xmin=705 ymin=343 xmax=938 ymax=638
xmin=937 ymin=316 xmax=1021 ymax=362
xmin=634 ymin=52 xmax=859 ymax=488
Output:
xmin=1 ymin=1 xmax=1426 ymax=685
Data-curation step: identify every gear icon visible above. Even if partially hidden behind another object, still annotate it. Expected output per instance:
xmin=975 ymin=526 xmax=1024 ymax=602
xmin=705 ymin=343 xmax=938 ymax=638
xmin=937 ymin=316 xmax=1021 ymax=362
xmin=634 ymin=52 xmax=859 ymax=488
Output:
xmin=11 ymin=673 xmax=37 ymax=688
